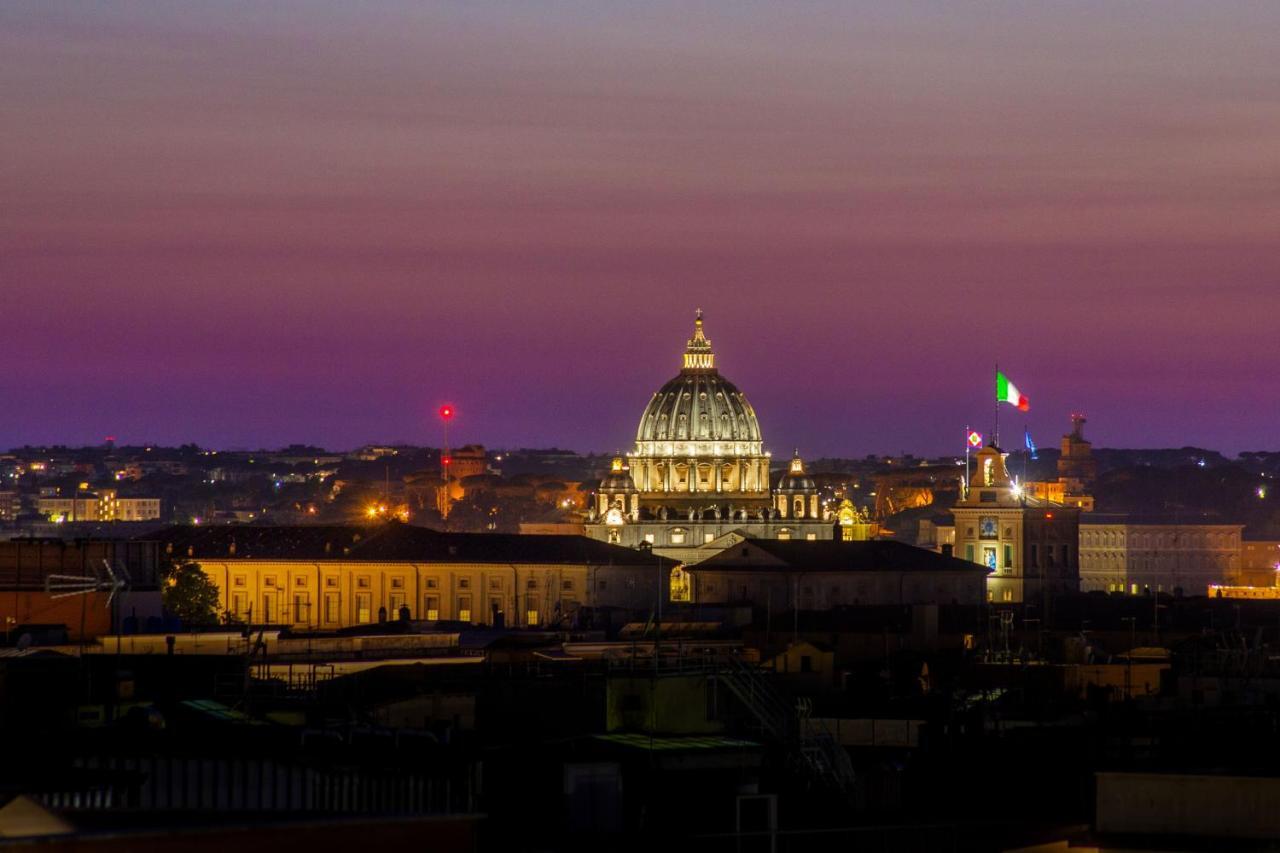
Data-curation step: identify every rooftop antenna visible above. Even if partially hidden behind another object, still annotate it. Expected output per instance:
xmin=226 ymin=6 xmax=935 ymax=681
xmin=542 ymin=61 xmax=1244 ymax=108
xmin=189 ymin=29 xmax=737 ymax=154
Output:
xmin=45 ymin=558 xmax=130 ymax=610
xmin=46 ymin=560 xmax=131 ymax=714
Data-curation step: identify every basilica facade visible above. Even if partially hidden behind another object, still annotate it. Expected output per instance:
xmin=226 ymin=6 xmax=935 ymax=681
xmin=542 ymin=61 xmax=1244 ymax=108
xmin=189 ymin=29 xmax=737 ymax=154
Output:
xmin=584 ymin=313 xmax=834 ymax=561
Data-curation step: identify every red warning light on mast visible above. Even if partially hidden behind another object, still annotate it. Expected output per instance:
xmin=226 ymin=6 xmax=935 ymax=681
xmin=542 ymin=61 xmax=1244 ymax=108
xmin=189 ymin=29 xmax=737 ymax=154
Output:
xmin=438 ymin=405 xmax=454 ymax=421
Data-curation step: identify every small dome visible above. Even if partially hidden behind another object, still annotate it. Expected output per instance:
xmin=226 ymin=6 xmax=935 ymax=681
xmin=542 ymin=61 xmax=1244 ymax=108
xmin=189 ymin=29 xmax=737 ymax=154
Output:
xmin=599 ymin=457 xmax=637 ymax=493
xmin=776 ymin=451 xmax=815 ymax=492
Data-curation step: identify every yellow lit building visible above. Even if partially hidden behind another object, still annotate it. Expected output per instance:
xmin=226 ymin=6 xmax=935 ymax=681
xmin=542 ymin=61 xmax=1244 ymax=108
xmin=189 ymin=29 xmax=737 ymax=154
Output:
xmin=951 ymin=445 xmax=1081 ymax=603
xmin=154 ymin=523 xmax=664 ymax=629
xmin=1020 ymin=414 xmax=1096 ymax=511
xmin=37 ymin=489 xmax=161 ymax=522
xmin=1239 ymin=539 xmax=1280 ymax=587
xmin=1078 ymin=515 xmax=1243 ymax=595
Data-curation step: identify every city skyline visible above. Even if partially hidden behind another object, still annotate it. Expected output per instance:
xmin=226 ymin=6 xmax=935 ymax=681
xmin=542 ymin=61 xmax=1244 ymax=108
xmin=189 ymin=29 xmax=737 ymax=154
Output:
xmin=5 ymin=3 xmax=1279 ymax=454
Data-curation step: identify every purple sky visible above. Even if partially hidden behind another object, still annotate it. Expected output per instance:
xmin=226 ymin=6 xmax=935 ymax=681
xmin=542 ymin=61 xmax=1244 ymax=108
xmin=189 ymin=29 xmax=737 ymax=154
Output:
xmin=3 ymin=3 xmax=1279 ymax=455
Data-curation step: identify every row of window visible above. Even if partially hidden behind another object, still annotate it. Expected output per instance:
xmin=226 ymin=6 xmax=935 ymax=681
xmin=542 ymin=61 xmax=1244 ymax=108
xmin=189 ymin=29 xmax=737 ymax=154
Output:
xmin=1080 ymin=530 xmax=1240 ymax=549
xmin=230 ymin=575 xmax=574 ymax=591
xmin=964 ymin=543 xmax=1072 ymax=570
xmin=227 ymin=591 xmax=566 ymax=626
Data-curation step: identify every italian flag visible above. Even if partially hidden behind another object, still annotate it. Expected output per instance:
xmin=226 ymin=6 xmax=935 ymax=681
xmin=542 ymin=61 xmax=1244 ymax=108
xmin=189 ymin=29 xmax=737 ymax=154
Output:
xmin=997 ymin=371 xmax=1029 ymax=411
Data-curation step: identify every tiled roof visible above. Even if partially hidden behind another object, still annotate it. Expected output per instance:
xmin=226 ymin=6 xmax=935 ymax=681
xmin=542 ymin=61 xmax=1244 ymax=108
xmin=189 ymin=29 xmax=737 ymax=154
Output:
xmin=697 ymin=538 xmax=988 ymax=573
xmin=141 ymin=522 xmax=662 ymax=566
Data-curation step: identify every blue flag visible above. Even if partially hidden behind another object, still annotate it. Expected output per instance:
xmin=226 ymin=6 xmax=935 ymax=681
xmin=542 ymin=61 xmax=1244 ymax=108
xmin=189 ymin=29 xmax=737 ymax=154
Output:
xmin=1024 ymin=428 xmax=1038 ymax=460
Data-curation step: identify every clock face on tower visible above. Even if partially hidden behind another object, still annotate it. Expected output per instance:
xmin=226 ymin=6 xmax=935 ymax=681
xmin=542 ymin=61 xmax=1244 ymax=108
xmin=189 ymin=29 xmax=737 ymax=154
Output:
xmin=980 ymin=516 xmax=998 ymax=539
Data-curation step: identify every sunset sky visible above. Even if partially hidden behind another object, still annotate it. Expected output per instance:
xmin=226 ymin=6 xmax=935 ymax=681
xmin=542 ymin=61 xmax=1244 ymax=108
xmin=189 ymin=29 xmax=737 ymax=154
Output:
xmin=3 ymin=2 xmax=1279 ymax=455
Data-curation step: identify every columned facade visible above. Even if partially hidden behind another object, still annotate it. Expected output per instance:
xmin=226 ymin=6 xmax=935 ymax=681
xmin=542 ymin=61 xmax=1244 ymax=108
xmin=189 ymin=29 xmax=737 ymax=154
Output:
xmin=586 ymin=312 xmax=832 ymax=558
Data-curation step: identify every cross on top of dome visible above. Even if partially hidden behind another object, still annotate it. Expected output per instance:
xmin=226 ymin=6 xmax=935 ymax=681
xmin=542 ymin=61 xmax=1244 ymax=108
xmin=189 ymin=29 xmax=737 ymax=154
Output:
xmin=683 ymin=309 xmax=715 ymax=370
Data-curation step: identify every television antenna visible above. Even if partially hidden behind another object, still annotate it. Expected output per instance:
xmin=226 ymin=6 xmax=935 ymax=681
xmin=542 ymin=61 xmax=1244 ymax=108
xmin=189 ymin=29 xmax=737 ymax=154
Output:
xmin=45 ymin=559 xmax=131 ymax=609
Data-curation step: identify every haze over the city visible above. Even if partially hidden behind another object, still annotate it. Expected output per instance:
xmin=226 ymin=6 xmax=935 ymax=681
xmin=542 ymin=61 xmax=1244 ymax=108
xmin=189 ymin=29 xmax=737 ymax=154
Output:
xmin=4 ymin=2 xmax=1279 ymax=454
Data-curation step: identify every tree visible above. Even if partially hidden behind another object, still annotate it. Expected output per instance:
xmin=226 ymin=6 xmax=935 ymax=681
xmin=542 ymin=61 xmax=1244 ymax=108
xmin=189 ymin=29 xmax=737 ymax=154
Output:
xmin=162 ymin=562 xmax=221 ymax=625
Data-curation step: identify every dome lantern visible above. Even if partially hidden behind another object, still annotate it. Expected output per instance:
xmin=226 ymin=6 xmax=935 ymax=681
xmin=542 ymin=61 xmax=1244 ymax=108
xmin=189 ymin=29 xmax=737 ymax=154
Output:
xmin=682 ymin=309 xmax=715 ymax=371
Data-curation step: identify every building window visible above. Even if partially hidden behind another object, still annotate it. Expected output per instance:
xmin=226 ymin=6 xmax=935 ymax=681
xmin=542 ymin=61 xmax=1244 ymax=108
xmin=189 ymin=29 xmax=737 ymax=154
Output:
xmin=983 ymin=547 xmax=997 ymax=570
xmin=231 ymin=592 xmax=247 ymax=618
xmin=264 ymin=576 xmax=277 ymax=588
xmin=325 ymin=576 xmax=338 ymax=588
xmin=608 ymin=530 xmax=620 ymax=544
xmin=669 ymin=566 xmax=692 ymax=602
xmin=527 ymin=578 xmax=538 ymax=590
xmin=1002 ymin=589 xmax=1013 ymax=602
xmin=233 ymin=575 xmax=246 ymax=587
xmin=424 ymin=596 xmax=440 ymax=621
xmin=489 ymin=578 xmax=502 ymax=590
xmin=965 ymin=544 xmax=975 ymax=563
xmin=562 ymin=579 xmax=574 ymax=591
xmin=1003 ymin=544 xmax=1012 ymax=569
xmin=293 ymin=592 xmax=310 ymax=623
xmin=262 ymin=594 xmax=276 ymax=623
xmin=426 ymin=577 xmax=438 ymax=589
xmin=356 ymin=593 xmax=372 ymax=623
xmin=457 ymin=596 xmax=472 ymax=622
xmin=294 ymin=576 xmax=307 ymax=588
xmin=670 ymin=528 xmax=686 ymax=545
xmin=458 ymin=578 xmax=471 ymax=589
xmin=806 ymin=533 xmax=817 ymax=541
xmin=778 ymin=528 xmax=791 ymax=541
xmin=357 ymin=576 xmax=371 ymax=589
xmin=704 ymin=533 xmax=715 ymax=543
xmin=391 ymin=577 xmax=404 ymax=590
xmin=324 ymin=593 xmax=340 ymax=623
xmin=643 ymin=533 xmax=655 ymax=544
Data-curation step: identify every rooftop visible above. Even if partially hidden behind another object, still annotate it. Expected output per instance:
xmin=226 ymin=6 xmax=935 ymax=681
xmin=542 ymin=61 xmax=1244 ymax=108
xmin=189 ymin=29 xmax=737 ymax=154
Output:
xmin=696 ymin=538 xmax=989 ymax=574
xmin=143 ymin=522 xmax=663 ymax=566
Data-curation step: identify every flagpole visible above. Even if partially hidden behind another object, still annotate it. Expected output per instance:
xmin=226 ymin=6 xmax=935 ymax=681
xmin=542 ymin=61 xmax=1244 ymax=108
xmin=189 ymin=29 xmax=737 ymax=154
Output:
xmin=964 ymin=425 xmax=971 ymax=499
xmin=1023 ymin=422 xmax=1029 ymax=504
xmin=994 ymin=363 xmax=1000 ymax=448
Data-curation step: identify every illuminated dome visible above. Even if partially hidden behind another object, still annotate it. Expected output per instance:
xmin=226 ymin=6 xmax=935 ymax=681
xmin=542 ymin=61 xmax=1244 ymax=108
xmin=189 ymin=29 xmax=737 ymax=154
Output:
xmin=776 ymin=451 xmax=816 ymax=492
xmin=599 ymin=457 xmax=637 ymax=493
xmin=634 ymin=312 xmax=763 ymax=457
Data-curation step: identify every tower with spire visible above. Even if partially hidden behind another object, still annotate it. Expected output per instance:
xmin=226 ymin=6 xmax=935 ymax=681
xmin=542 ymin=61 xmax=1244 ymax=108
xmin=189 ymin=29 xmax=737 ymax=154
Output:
xmin=952 ymin=444 xmax=1081 ymax=604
